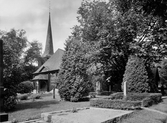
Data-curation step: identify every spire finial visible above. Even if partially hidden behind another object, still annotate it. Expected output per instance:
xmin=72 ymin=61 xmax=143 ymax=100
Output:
xmin=42 ymin=0 xmax=54 ymax=58
xmin=49 ymin=0 xmax=51 ymax=14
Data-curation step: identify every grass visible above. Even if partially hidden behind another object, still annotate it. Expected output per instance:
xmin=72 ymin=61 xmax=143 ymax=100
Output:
xmin=7 ymin=92 xmax=167 ymax=123
xmin=8 ymin=94 xmax=90 ymax=122
xmin=120 ymin=110 xmax=167 ymax=123
xmin=119 ymin=97 xmax=167 ymax=123
xmin=150 ymin=97 xmax=167 ymax=113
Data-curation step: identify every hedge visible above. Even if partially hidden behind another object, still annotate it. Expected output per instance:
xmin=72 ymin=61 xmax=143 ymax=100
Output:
xmin=90 ymin=98 xmax=141 ymax=110
xmin=90 ymin=92 xmax=162 ymax=109
xmin=142 ymin=93 xmax=162 ymax=107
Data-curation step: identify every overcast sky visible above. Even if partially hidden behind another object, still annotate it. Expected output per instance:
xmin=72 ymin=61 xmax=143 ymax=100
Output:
xmin=0 ymin=0 xmax=82 ymax=52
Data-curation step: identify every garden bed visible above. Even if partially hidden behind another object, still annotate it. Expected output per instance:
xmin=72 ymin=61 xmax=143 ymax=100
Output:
xmin=90 ymin=92 xmax=162 ymax=110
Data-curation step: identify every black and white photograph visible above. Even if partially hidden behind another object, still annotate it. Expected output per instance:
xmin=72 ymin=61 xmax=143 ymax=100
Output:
xmin=0 ymin=0 xmax=167 ymax=122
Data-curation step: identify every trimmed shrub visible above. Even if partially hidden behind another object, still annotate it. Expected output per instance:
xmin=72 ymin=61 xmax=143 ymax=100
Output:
xmin=141 ymin=93 xmax=162 ymax=107
xmin=18 ymin=81 xmax=34 ymax=94
xmin=90 ymin=98 xmax=141 ymax=110
xmin=109 ymin=92 xmax=161 ymax=102
xmin=122 ymin=56 xmax=150 ymax=93
xmin=90 ymin=92 xmax=162 ymax=109
xmin=142 ymin=97 xmax=153 ymax=107
xmin=126 ymin=93 xmax=149 ymax=101
xmin=109 ymin=92 xmax=123 ymax=100
xmin=145 ymin=93 xmax=162 ymax=107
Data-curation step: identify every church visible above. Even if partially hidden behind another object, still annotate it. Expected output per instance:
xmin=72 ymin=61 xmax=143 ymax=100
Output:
xmin=32 ymin=11 xmax=64 ymax=92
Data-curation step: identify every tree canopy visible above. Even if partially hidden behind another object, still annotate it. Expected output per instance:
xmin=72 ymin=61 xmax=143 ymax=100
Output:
xmin=1 ymin=29 xmax=42 ymax=88
xmin=1 ymin=29 xmax=42 ymax=110
xmin=58 ymin=0 xmax=167 ymax=99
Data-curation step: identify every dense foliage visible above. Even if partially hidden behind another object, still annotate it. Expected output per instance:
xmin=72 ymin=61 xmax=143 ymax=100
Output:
xmin=58 ymin=0 xmax=167 ymax=100
xmin=18 ymin=81 xmax=34 ymax=94
xmin=1 ymin=29 xmax=42 ymax=110
xmin=58 ymin=39 xmax=93 ymax=101
xmin=123 ymin=56 xmax=150 ymax=93
xmin=159 ymin=59 xmax=167 ymax=83
xmin=159 ymin=59 xmax=167 ymax=95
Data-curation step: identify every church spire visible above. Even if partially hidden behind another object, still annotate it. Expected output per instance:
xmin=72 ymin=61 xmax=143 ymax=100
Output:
xmin=42 ymin=6 xmax=54 ymax=58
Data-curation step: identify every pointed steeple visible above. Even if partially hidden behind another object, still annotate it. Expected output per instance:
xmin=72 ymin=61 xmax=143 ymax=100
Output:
xmin=42 ymin=12 xmax=54 ymax=58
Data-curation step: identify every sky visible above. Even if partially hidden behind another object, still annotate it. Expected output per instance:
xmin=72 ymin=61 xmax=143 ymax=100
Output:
xmin=0 ymin=0 xmax=82 ymax=52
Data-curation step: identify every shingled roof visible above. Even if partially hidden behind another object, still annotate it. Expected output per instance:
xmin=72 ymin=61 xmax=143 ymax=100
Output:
xmin=32 ymin=74 xmax=48 ymax=81
xmin=34 ymin=48 xmax=64 ymax=75
xmin=42 ymin=13 xmax=54 ymax=57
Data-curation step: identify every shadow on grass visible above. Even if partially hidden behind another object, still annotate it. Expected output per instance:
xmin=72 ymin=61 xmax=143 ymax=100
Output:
xmin=78 ymin=97 xmax=90 ymax=102
xmin=9 ymin=99 xmax=59 ymax=112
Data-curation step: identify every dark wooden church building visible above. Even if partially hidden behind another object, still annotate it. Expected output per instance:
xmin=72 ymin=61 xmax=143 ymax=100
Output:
xmin=32 ymin=11 xmax=64 ymax=92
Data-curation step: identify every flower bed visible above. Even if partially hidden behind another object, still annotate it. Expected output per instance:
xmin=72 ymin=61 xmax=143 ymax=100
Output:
xmin=90 ymin=92 xmax=162 ymax=110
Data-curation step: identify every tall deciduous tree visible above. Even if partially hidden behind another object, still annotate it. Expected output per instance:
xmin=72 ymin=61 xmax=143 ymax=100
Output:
xmin=24 ymin=40 xmax=42 ymax=65
xmin=2 ymin=29 xmax=27 ymax=89
xmin=1 ymin=29 xmax=42 ymax=110
xmin=77 ymin=0 xmax=137 ymax=91
xmin=1 ymin=29 xmax=27 ymax=110
xmin=58 ymin=0 xmax=167 ymax=96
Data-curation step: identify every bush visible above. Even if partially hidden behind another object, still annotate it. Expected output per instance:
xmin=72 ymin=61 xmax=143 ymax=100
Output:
xmin=142 ymin=93 xmax=162 ymax=107
xmin=109 ymin=92 xmax=161 ymax=102
xmin=58 ymin=75 xmax=93 ymax=101
xmin=90 ymin=92 xmax=162 ymax=109
xmin=17 ymin=94 xmax=28 ymax=100
xmin=109 ymin=92 xmax=123 ymax=100
xmin=109 ymin=92 xmax=149 ymax=101
xmin=122 ymin=56 xmax=150 ymax=93
xmin=57 ymin=39 xmax=93 ymax=101
xmin=18 ymin=81 xmax=34 ymax=94
xmin=3 ymin=95 xmax=17 ymax=111
xmin=142 ymin=97 xmax=153 ymax=107
xmin=126 ymin=93 xmax=149 ymax=101
xmin=3 ymin=88 xmax=17 ymax=111
xmin=90 ymin=98 xmax=141 ymax=110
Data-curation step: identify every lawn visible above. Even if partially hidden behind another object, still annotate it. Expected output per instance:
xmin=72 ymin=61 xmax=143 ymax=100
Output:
xmin=7 ymin=93 xmax=167 ymax=123
xmin=119 ymin=97 xmax=167 ymax=123
xmin=120 ymin=109 xmax=167 ymax=123
xmin=150 ymin=97 xmax=167 ymax=114
xmin=8 ymin=94 xmax=90 ymax=122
